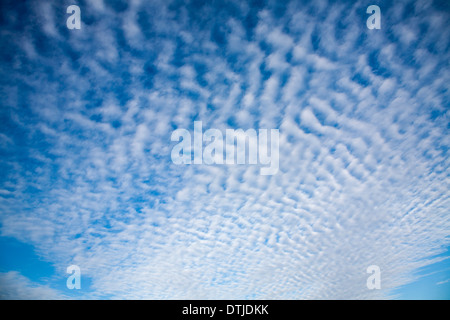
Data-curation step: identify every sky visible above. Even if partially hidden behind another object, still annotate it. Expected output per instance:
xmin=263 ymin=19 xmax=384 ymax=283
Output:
xmin=0 ymin=0 xmax=449 ymax=300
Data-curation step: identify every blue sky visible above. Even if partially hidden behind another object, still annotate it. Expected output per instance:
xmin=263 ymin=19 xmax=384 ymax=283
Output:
xmin=0 ymin=0 xmax=449 ymax=299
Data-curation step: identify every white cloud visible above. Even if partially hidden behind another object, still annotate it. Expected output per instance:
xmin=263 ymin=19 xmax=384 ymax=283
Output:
xmin=0 ymin=272 xmax=65 ymax=300
xmin=0 ymin=0 xmax=448 ymax=300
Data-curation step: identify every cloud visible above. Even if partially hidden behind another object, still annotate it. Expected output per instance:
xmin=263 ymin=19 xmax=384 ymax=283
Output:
xmin=437 ymin=278 xmax=450 ymax=286
xmin=0 ymin=271 xmax=65 ymax=300
xmin=0 ymin=0 xmax=448 ymax=299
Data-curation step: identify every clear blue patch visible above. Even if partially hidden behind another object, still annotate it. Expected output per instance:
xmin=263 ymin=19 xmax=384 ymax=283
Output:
xmin=0 ymin=236 xmax=55 ymax=282
xmin=391 ymin=246 xmax=450 ymax=300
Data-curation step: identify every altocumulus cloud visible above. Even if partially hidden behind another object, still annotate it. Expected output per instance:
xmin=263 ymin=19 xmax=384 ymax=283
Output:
xmin=0 ymin=0 xmax=449 ymax=299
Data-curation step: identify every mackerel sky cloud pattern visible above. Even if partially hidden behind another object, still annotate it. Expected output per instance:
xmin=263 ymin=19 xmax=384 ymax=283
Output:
xmin=0 ymin=0 xmax=449 ymax=299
